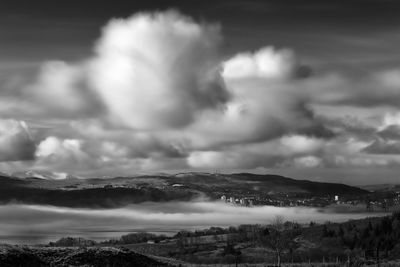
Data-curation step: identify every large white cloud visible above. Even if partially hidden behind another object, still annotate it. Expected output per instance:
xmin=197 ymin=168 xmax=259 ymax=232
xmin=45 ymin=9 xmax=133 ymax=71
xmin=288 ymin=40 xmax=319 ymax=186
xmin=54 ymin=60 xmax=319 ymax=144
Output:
xmin=2 ymin=10 xmax=400 ymax=180
xmin=88 ymin=11 xmax=229 ymax=129
xmin=32 ymin=133 xmax=188 ymax=175
xmin=197 ymin=46 xmax=332 ymax=146
xmin=95 ymin=11 xmax=229 ymax=129
xmin=34 ymin=136 xmax=97 ymax=172
xmin=14 ymin=11 xmax=229 ymax=130
xmin=222 ymin=47 xmax=297 ymax=79
xmin=24 ymin=15 xmax=331 ymax=174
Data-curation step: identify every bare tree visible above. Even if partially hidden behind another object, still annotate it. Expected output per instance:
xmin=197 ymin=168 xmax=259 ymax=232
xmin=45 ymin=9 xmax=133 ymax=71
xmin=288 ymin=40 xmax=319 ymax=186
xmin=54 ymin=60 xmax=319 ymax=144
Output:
xmin=261 ymin=215 xmax=286 ymax=267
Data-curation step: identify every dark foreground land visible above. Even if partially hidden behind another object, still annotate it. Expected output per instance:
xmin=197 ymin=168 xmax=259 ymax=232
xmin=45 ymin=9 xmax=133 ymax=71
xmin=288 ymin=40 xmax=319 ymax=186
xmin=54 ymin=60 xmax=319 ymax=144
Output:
xmin=1 ymin=245 xmax=400 ymax=267
xmin=4 ymin=213 xmax=400 ymax=266
xmin=0 ymin=245 xmax=170 ymax=267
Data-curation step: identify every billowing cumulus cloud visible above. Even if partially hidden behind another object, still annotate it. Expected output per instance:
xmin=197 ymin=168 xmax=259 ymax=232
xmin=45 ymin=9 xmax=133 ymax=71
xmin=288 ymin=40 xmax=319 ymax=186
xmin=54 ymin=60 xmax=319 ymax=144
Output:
xmin=380 ymin=112 xmax=400 ymax=130
xmin=30 ymin=133 xmax=189 ymax=175
xmin=88 ymin=11 xmax=229 ymax=129
xmin=20 ymin=13 xmax=333 ymax=174
xmin=0 ymin=120 xmax=35 ymax=162
xmin=280 ymin=135 xmax=323 ymax=154
xmin=222 ymin=47 xmax=297 ymax=79
xmin=27 ymin=61 xmax=104 ymax=119
xmin=292 ymin=155 xmax=323 ymax=168
xmin=2 ymin=10 xmax=400 ymax=182
xmin=186 ymin=134 xmax=325 ymax=170
xmin=27 ymin=11 xmax=229 ymax=130
xmin=34 ymin=136 xmax=96 ymax=172
xmin=210 ymin=47 xmax=332 ymax=144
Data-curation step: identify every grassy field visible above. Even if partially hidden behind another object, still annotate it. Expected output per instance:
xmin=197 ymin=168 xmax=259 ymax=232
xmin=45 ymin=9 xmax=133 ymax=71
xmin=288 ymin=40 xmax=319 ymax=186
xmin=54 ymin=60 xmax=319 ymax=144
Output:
xmin=120 ymin=213 xmax=400 ymax=266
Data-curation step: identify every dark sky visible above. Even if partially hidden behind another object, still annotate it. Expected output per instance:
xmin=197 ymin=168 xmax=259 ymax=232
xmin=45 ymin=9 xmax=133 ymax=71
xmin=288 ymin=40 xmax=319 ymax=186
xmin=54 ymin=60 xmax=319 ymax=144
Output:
xmin=2 ymin=0 xmax=400 ymax=68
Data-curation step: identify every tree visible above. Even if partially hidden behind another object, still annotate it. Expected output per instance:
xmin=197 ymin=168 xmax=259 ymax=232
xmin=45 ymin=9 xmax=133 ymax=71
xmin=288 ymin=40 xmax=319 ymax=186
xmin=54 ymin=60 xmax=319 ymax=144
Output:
xmin=338 ymin=226 xmax=345 ymax=237
xmin=176 ymin=232 xmax=186 ymax=255
xmin=368 ymin=221 xmax=373 ymax=231
xmin=366 ymin=198 xmax=373 ymax=212
xmin=223 ymin=241 xmax=242 ymax=267
xmin=322 ymin=225 xmax=329 ymax=237
xmin=261 ymin=215 xmax=288 ymax=267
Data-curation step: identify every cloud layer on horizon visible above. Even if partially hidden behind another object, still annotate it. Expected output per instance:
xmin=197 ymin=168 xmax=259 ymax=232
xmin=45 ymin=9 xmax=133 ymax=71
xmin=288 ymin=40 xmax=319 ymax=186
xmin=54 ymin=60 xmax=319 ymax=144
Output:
xmin=1 ymin=10 xmax=400 ymax=183
xmin=0 ymin=202 xmax=380 ymax=244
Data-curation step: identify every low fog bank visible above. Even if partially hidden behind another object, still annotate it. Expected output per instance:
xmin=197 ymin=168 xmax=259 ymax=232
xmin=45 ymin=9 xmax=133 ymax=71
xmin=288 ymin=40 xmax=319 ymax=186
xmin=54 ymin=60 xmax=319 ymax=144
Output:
xmin=0 ymin=201 xmax=387 ymax=245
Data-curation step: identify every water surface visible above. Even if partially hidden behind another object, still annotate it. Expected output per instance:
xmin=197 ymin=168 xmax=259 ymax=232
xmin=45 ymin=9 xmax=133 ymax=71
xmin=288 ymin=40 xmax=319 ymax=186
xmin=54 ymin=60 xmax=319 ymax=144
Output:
xmin=0 ymin=201 xmax=388 ymax=245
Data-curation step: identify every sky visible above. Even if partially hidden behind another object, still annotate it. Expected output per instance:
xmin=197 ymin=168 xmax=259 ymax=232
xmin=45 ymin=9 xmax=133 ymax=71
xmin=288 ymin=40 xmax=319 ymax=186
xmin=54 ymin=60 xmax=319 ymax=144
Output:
xmin=1 ymin=0 xmax=400 ymax=184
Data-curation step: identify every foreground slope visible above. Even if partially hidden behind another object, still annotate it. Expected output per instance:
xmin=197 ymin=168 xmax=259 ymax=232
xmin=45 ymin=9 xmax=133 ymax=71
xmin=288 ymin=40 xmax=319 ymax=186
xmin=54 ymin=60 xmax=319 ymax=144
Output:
xmin=0 ymin=245 xmax=169 ymax=267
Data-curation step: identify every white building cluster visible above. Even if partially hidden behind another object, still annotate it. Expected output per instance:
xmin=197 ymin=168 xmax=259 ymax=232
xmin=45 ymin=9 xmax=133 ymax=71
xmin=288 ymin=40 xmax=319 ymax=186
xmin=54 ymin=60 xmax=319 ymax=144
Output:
xmin=220 ymin=195 xmax=253 ymax=207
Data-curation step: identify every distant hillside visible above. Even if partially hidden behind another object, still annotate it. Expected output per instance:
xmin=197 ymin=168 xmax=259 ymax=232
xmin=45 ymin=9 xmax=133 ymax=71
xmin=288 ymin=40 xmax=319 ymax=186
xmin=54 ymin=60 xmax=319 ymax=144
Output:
xmin=168 ymin=172 xmax=369 ymax=196
xmin=0 ymin=175 xmax=194 ymax=208
xmin=0 ymin=172 xmax=368 ymax=208
xmin=360 ymin=183 xmax=400 ymax=192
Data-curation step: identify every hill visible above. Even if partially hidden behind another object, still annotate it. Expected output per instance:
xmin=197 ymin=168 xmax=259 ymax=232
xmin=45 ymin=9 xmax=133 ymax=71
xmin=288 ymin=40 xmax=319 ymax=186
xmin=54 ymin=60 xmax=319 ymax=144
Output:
xmin=168 ymin=172 xmax=368 ymax=196
xmin=41 ymin=213 xmax=400 ymax=265
xmin=0 ymin=245 xmax=169 ymax=267
xmin=116 ymin=213 xmax=400 ymax=265
xmin=0 ymin=172 xmax=368 ymax=208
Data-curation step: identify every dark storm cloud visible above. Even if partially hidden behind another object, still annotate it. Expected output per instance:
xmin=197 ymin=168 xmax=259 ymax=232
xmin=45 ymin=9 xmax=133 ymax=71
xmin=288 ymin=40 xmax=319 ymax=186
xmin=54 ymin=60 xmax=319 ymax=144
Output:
xmin=3 ymin=0 xmax=400 ymax=62
xmin=363 ymin=139 xmax=400 ymax=155
xmin=3 ymin=0 xmax=400 ymax=21
xmin=293 ymin=105 xmax=335 ymax=139
xmin=378 ymin=125 xmax=400 ymax=140
xmin=316 ymin=116 xmax=376 ymax=140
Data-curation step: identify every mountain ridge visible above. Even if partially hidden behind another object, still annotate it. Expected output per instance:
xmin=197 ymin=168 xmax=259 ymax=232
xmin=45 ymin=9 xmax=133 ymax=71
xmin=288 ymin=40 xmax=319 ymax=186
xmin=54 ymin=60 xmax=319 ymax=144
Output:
xmin=0 ymin=172 xmax=368 ymax=208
